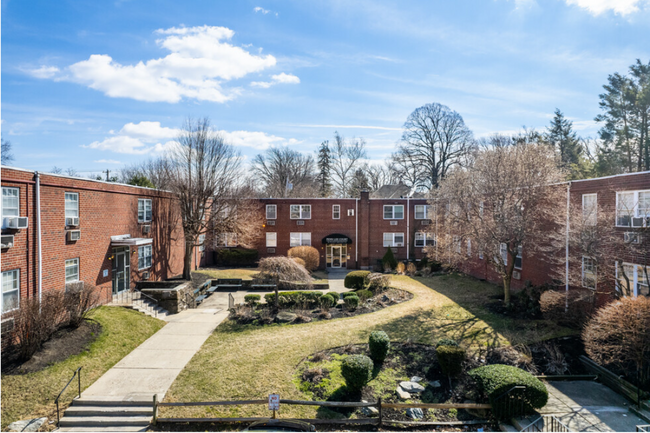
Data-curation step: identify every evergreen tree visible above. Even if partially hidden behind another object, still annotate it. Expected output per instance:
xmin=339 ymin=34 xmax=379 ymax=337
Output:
xmin=128 ymin=174 xmax=156 ymax=188
xmin=545 ymin=109 xmax=584 ymax=178
xmin=316 ymin=141 xmax=332 ymax=197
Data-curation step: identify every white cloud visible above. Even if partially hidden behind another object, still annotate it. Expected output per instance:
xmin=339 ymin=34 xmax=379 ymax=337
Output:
xmin=29 ymin=25 xmax=277 ymax=103
xmin=221 ymin=130 xmax=288 ymax=150
xmin=94 ymin=159 xmax=123 ymax=164
xmin=254 ymin=6 xmax=270 ymax=14
xmin=251 ymin=72 xmax=300 ymax=89
xmin=565 ymin=0 xmax=645 ymax=15
xmin=251 ymin=81 xmax=273 ymax=88
xmin=25 ymin=65 xmax=60 ymax=79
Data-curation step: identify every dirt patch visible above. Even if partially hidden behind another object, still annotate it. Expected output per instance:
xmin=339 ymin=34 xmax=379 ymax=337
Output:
xmin=2 ymin=320 xmax=102 ymax=375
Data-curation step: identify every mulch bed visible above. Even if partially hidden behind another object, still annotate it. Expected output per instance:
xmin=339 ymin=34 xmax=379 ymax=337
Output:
xmin=1 ymin=320 xmax=102 ymax=375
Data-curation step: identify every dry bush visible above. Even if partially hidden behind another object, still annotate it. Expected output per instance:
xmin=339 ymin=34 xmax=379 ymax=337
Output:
xmin=259 ymin=308 xmax=275 ymax=325
xmin=64 ymin=283 xmax=100 ymax=328
xmin=540 ymin=289 xmax=595 ymax=328
xmin=288 ymin=246 xmax=320 ymax=271
xmin=583 ymin=296 xmax=650 ymax=386
xmin=257 ymin=256 xmax=312 ymax=284
xmin=310 ymin=352 xmax=330 ymax=362
xmin=291 ymin=257 xmax=306 ymax=268
xmin=231 ymin=305 xmax=256 ymax=323
xmin=540 ymin=342 xmax=569 ymax=375
xmin=396 ymin=262 xmax=406 ymax=275
xmin=406 ymin=262 xmax=417 ymax=276
xmin=485 ymin=345 xmax=538 ymax=374
xmin=302 ymin=367 xmax=327 ymax=383
xmin=365 ymin=273 xmax=390 ymax=292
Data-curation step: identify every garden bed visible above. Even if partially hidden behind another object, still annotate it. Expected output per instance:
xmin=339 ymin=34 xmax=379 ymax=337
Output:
xmin=229 ymin=288 xmax=413 ymax=326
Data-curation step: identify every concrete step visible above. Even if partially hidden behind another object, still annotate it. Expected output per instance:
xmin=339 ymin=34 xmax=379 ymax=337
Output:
xmin=64 ymin=406 xmax=153 ymax=416
xmin=72 ymin=397 xmax=153 ymax=407
xmin=58 ymin=416 xmax=151 ymax=427
xmin=57 ymin=427 xmax=148 ymax=432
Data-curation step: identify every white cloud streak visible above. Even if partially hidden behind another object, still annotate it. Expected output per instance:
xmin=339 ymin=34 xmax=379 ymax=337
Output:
xmin=253 ymin=6 xmax=270 ymax=14
xmin=251 ymin=72 xmax=300 ymax=88
xmin=565 ymin=0 xmax=646 ymax=15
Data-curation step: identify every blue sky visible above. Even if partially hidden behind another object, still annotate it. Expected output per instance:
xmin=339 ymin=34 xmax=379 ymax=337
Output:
xmin=2 ymin=0 xmax=650 ymax=175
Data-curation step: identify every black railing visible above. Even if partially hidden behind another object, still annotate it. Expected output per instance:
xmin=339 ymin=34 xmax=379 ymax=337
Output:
xmin=55 ymin=367 xmax=82 ymax=427
xmin=637 ymin=425 xmax=650 ymax=432
xmin=520 ymin=415 xmax=569 ymax=432
xmin=492 ymin=385 xmax=527 ymax=421
xmin=137 ymin=291 xmax=160 ymax=317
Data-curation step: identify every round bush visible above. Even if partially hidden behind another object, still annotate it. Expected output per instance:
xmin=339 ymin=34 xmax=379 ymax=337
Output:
xmin=244 ymin=294 xmax=261 ymax=306
xmin=356 ymin=289 xmax=373 ymax=302
xmin=344 ymin=271 xmax=371 ymax=289
xmin=369 ymin=331 xmax=390 ymax=363
xmin=436 ymin=345 xmax=465 ymax=377
xmin=287 ymin=246 xmax=320 ymax=271
xmin=435 ymin=338 xmax=459 ymax=348
xmin=291 ymin=257 xmax=306 ymax=268
xmin=326 ymin=292 xmax=340 ymax=301
xmin=320 ymin=294 xmax=335 ymax=309
xmin=342 ymin=292 xmax=358 ymax=298
xmin=468 ymin=364 xmax=548 ymax=420
xmin=341 ymin=354 xmax=373 ymax=391
xmin=344 ymin=294 xmax=360 ymax=310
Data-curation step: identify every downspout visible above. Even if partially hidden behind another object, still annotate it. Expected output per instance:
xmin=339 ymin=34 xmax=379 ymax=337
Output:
xmin=565 ymin=182 xmax=571 ymax=312
xmin=406 ymin=196 xmax=410 ymax=261
xmin=355 ymin=199 xmax=358 ymax=268
xmin=35 ymin=172 xmax=43 ymax=309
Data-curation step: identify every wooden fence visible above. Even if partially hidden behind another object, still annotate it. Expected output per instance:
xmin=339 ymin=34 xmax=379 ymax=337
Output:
xmin=153 ymin=396 xmax=492 ymax=428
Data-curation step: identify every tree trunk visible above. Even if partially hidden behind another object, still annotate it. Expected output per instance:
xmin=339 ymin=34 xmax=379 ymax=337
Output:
xmin=183 ymin=241 xmax=194 ymax=281
xmin=503 ymin=275 xmax=511 ymax=306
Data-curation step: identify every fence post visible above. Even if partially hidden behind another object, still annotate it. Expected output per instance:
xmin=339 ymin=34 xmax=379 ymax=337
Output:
xmin=78 ymin=367 xmax=81 ymax=398
xmin=378 ymin=397 xmax=382 ymax=428
xmin=153 ymin=394 xmax=158 ymax=426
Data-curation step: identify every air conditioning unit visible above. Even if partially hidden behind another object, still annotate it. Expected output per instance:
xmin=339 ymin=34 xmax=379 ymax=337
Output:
xmin=297 ymin=220 xmax=305 ymax=225
xmin=513 ymin=270 xmax=521 ymax=280
xmin=142 ymin=271 xmax=150 ymax=280
xmin=67 ymin=230 xmax=81 ymax=241
xmin=142 ymin=225 xmax=151 ymax=234
xmin=395 ymin=242 xmax=404 ymax=247
xmin=16 ymin=217 xmax=28 ymax=229
xmin=65 ymin=281 xmax=84 ymax=292
xmin=66 ymin=217 xmax=79 ymax=227
xmin=1 ymin=235 xmax=14 ymax=249
xmin=1 ymin=318 xmax=15 ymax=335
xmin=624 ymin=232 xmax=642 ymax=244
xmin=631 ymin=217 xmax=649 ymax=228
xmin=420 ymin=220 xmax=430 ymax=225
xmin=3 ymin=217 xmax=28 ymax=229
xmin=267 ymin=220 xmax=276 ymax=226
xmin=390 ymin=220 xmax=398 ymax=226
xmin=267 ymin=248 xmax=276 ymax=253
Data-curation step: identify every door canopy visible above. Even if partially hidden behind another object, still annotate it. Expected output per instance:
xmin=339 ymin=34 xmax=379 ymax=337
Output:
xmin=322 ymin=234 xmax=353 ymax=244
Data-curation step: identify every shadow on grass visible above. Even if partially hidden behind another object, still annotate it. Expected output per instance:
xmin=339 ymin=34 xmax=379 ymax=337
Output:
xmin=315 ymin=385 xmax=362 ymax=419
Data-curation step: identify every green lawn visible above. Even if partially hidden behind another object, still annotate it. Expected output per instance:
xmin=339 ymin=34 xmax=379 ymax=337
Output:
xmin=1 ymin=307 xmax=165 ymax=430
xmin=162 ymin=273 xmax=574 ymax=420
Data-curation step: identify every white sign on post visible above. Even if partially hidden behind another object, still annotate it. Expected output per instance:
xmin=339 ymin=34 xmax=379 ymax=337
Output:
xmin=268 ymin=394 xmax=280 ymax=411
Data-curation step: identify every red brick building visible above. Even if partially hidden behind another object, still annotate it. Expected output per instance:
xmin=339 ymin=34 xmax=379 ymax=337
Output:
xmin=1 ymin=167 xmax=193 ymax=313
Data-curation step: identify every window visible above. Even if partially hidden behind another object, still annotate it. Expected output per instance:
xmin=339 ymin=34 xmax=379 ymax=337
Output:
xmin=582 ymin=256 xmax=596 ymax=289
xmin=290 ymin=205 xmax=311 ymax=219
xmin=138 ymin=245 xmax=152 ymax=270
xmin=217 ymin=233 xmax=237 ymax=247
xmin=618 ymin=263 xmax=650 ymax=297
xmin=65 ymin=258 xmax=80 ymax=283
xmin=582 ymin=194 xmax=597 ymax=226
xmin=266 ymin=232 xmax=277 ymax=247
xmin=414 ymin=232 xmax=435 ymax=247
xmin=348 ymin=209 xmax=354 ymax=217
xmin=266 ymin=204 xmax=277 ymax=220
xmin=198 ymin=234 xmax=206 ymax=252
xmin=513 ymin=245 xmax=522 ymax=269
xmin=290 ymin=232 xmax=311 ymax=246
xmin=333 ymin=205 xmax=340 ymax=219
xmin=415 ymin=205 xmax=429 ymax=219
xmin=383 ymin=205 xmax=404 ymax=219
xmin=616 ymin=190 xmax=650 ymax=227
xmin=2 ymin=269 xmax=19 ymax=313
xmin=454 ymin=236 xmax=461 ymax=254
xmin=467 ymin=239 xmax=472 ymax=256
xmin=138 ymin=199 xmax=152 ymax=223
xmin=478 ymin=247 xmax=484 ymax=260
xmin=2 ymin=187 xmax=19 ymax=217
xmin=500 ymin=243 xmax=508 ymax=265
xmin=383 ymin=233 xmax=404 ymax=247
xmin=65 ymin=192 xmax=79 ymax=223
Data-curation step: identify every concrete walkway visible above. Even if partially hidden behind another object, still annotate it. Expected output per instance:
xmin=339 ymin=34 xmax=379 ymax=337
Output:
xmin=81 ymin=306 xmax=228 ymax=401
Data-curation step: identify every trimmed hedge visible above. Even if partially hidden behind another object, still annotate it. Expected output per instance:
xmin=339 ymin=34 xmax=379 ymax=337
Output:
xmin=288 ymin=246 xmax=320 ymax=271
xmin=436 ymin=345 xmax=465 ymax=377
xmin=468 ymin=364 xmax=548 ymax=420
xmin=436 ymin=338 xmax=459 ymax=348
xmin=215 ymin=247 xmax=259 ymax=267
xmin=369 ymin=331 xmax=390 ymax=363
xmin=319 ymin=294 xmax=336 ymax=309
xmin=382 ymin=247 xmax=397 ymax=271
xmin=356 ymin=289 xmax=373 ymax=302
xmin=264 ymin=291 xmax=322 ymax=308
xmin=341 ymin=354 xmax=373 ymax=391
xmin=344 ymin=271 xmax=371 ymax=289
xmin=244 ymin=294 xmax=261 ymax=306
xmin=342 ymin=292 xmax=358 ymax=298
xmin=344 ymin=294 xmax=360 ymax=309
xmin=326 ymin=292 xmax=340 ymax=301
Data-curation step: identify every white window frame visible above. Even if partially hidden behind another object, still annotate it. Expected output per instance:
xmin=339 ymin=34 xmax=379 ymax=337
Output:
xmin=2 ymin=269 xmax=20 ymax=313
xmin=347 ymin=209 xmax=354 ymax=216
xmin=467 ymin=239 xmax=472 ymax=256
xmin=332 ymin=204 xmax=341 ymax=219
xmin=582 ymin=193 xmax=597 ymax=226
xmin=138 ymin=245 xmax=152 ymax=270
xmin=582 ymin=256 xmax=596 ymax=289
xmin=290 ymin=232 xmax=311 ymax=247
xmin=65 ymin=258 xmax=80 ymax=283
xmin=217 ymin=232 xmax=237 ymax=248
xmin=138 ymin=199 xmax=152 ymax=223
xmin=500 ymin=243 xmax=508 ymax=266
xmin=478 ymin=247 xmax=484 ymax=260
xmin=266 ymin=204 xmax=277 ymax=220
xmin=383 ymin=205 xmax=404 ymax=220
xmin=198 ymin=234 xmax=206 ymax=252
xmin=454 ymin=236 xmax=461 ymax=254
xmin=383 ymin=232 xmax=405 ymax=247
xmin=414 ymin=232 xmax=435 ymax=247
xmin=616 ymin=190 xmax=650 ymax=227
xmin=65 ymin=192 xmax=79 ymax=222
xmin=414 ymin=205 xmax=429 ymax=219
xmin=618 ymin=262 xmax=649 ymax=297
xmin=266 ymin=232 xmax=277 ymax=247
xmin=290 ymin=204 xmax=311 ymax=219
xmin=2 ymin=187 xmax=19 ymax=218
xmin=514 ymin=245 xmax=523 ymax=270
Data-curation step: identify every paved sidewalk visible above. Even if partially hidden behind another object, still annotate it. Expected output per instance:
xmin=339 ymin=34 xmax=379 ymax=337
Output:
xmin=81 ymin=307 xmax=228 ymax=401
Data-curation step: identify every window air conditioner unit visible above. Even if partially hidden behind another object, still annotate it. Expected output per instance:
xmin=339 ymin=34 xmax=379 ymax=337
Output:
xmin=267 ymin=248 xmax=276 ymax=253
xmin=66 ymin=217 xmax=79 ymax=227
xmin=513 ymin=270 xmax=521 ymax=280
xmin=297 ymin=220 xmax=305 ymax=225
xmin=142 ymin=225 xmax=151 ymax=234
xmin=421 ymin=220 xmax=430 ymax=225
xmin=1 ymin=235 xmax=14 ymax=249
xmin=390 ymin=220 xmax=398 ymax=225
xmin=142 ymin=271 xmax=150 ymax=280
xmin=267 ymin=220 xmax=276 ymax=226
xmin=16 ymin=217 xmax=28 ymax=229
xmin=3 ymin=217 xmax=19 ymax=229
xmin=65 ymin=281 xmax=84 ymax=292
xmin=395 ymin=243 xmax=404 ymax=247
xmin=624 ymin=232 xmax=642 ymax=244
xmin=1 ymin=318 xmax=15 ymax=335
xmin=67 ymin=230 xmax=81 ymax=241
xmin=631 ymin=217 xmax=649 ymax=228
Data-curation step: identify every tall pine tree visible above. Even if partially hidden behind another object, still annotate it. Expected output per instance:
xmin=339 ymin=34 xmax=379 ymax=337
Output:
xmin=316 ymin=141 xmax=332 ymax=197
xmin=545 ymin=109 xmax=584 ymax=178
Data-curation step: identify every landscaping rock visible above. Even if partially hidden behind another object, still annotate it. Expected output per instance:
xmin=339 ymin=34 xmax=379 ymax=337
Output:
xmin=7 ymin=418 xmax=47 ymax=432
xmin=381 ymin=294 xmax=390 ymax=302
xmin=428 ymin=380 xmax=441 ymax=388
xmin=396 ymin=387 xmax=411 ymax=399
xmin=407 ymin=408 xmax=424 ymax=420
xmin=411 ymin=376 xmax=423 ymax=382
xmin=361 ymin=400 xmax=379 ymax=416
xmin=400 ymin=381 xmax=426 ymax=393
xmin=276 ymin=312 xmax=297 ymax=323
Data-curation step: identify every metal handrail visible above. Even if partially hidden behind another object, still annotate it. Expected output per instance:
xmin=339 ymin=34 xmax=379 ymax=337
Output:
xmin=492 ymin=385 xmax=527 ymax=421
xmin=137 ymin=290 xmax=159 ymax=317
xmin=637 ymin=425 xmax=650 ymax=432
xmin=55 ymin=367 xmax=82 ymax=427
xmin=520 ymin=415 xmax=569 ymax=432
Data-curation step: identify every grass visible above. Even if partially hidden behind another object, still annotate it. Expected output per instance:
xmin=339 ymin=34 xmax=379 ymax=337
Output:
xmin=162 ymin=273 xmax=575 ymax=421
xmin=195 ymin=268 xmax=328 ymax=284
xmin=1 ymin=307 xmax=165 ymax=430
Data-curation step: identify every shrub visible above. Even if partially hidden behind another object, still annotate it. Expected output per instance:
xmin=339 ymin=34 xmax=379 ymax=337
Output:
xmin=326 ymin=292 xmax=340 ymax=301
xmin=436 ymin=345 xmax=466 ymax=377
xmin=540 ymin=289 xmax=594 ymax=328
xmin=396 ymin=262 xmax=406 ymax=275
xmin=215 ymin=247 xmax=259 ymax=267
xmin=344 ymin=271 xmax=371 ymax=289
xmin=406 ymin=262 xmax=417 ymax=275
xmin=264 ymin=291 xmax=322 ymax=308
xmin=429 ymin=260 xmax=443 ymax=272
xmin=342 ymin=291 xmax=357 ymax=298
xmin=369 ymin=331 xmax=390 ymax=363
xmin=382 ymin=247 xmax=397 ymax=271
xmin=341 ymin=354 xmax=373 ymax=391
xmin=292 ymin=257 xmax=306 ymax=268
xmin=436 ymin=338 xmax=459 ymax=348
xmin=319 ymin=294 xmax=336 ymax=309
xmin=356 ymin=289 xmax=373 ymax=302
xmin=244 ymin=294 xmax=261 ymax=306
xmin=468 ymin=364 xmax=548 ymax=420
xmin=258 ymin=256 xmax=312 ymax=284
xmin=64 ymin=282 xmax=100 ymax=328
xmin=344 ymin=294 xmax=360 ymax=310
xmin=583 ymin=296 xmax=650 ymax=389
xmin=365 ymin=273 xmax=390 ymax=292
xmin=288 ymin=246 xmax=320 ymax=271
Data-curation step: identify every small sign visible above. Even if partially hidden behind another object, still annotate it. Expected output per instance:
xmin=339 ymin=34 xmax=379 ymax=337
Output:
xmin=103 ymin=269 xmax=109 ymax=277
xmin=268 ymin=394 xmax=280 ymax=411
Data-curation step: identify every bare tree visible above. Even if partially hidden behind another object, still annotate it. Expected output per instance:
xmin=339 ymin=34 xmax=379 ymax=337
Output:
xmin=365 ymin=162 xmax=395 ymax=191
xmin=1 ymin=138 xmax=14 ymax=165
xmin=208 ymin=184 xmax=265 ymax=250
xmin=399 ymin=103 xmax=475 ymax=189
xmin=330 ymin=131 xmax=366 ymax=197
xmin=388 ymin=147 xmax=425 ymax=189
xmin=121 ymin=158 xmax=172 ymax=190
xmin=251 ymin=147 xmax=317 ymax=197
xmin=429 ymin=143 xmax=566 ymax=305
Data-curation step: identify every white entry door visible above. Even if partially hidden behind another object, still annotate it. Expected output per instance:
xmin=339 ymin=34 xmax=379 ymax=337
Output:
xmin=331 ymin=246 xmax=342 ymax=268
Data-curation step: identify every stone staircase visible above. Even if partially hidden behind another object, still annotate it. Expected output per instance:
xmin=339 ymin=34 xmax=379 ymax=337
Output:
xmin=110 ymin=291 xmax=169 ymax=319
xmin=57 ymin=396 xmax=152 ymax=432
